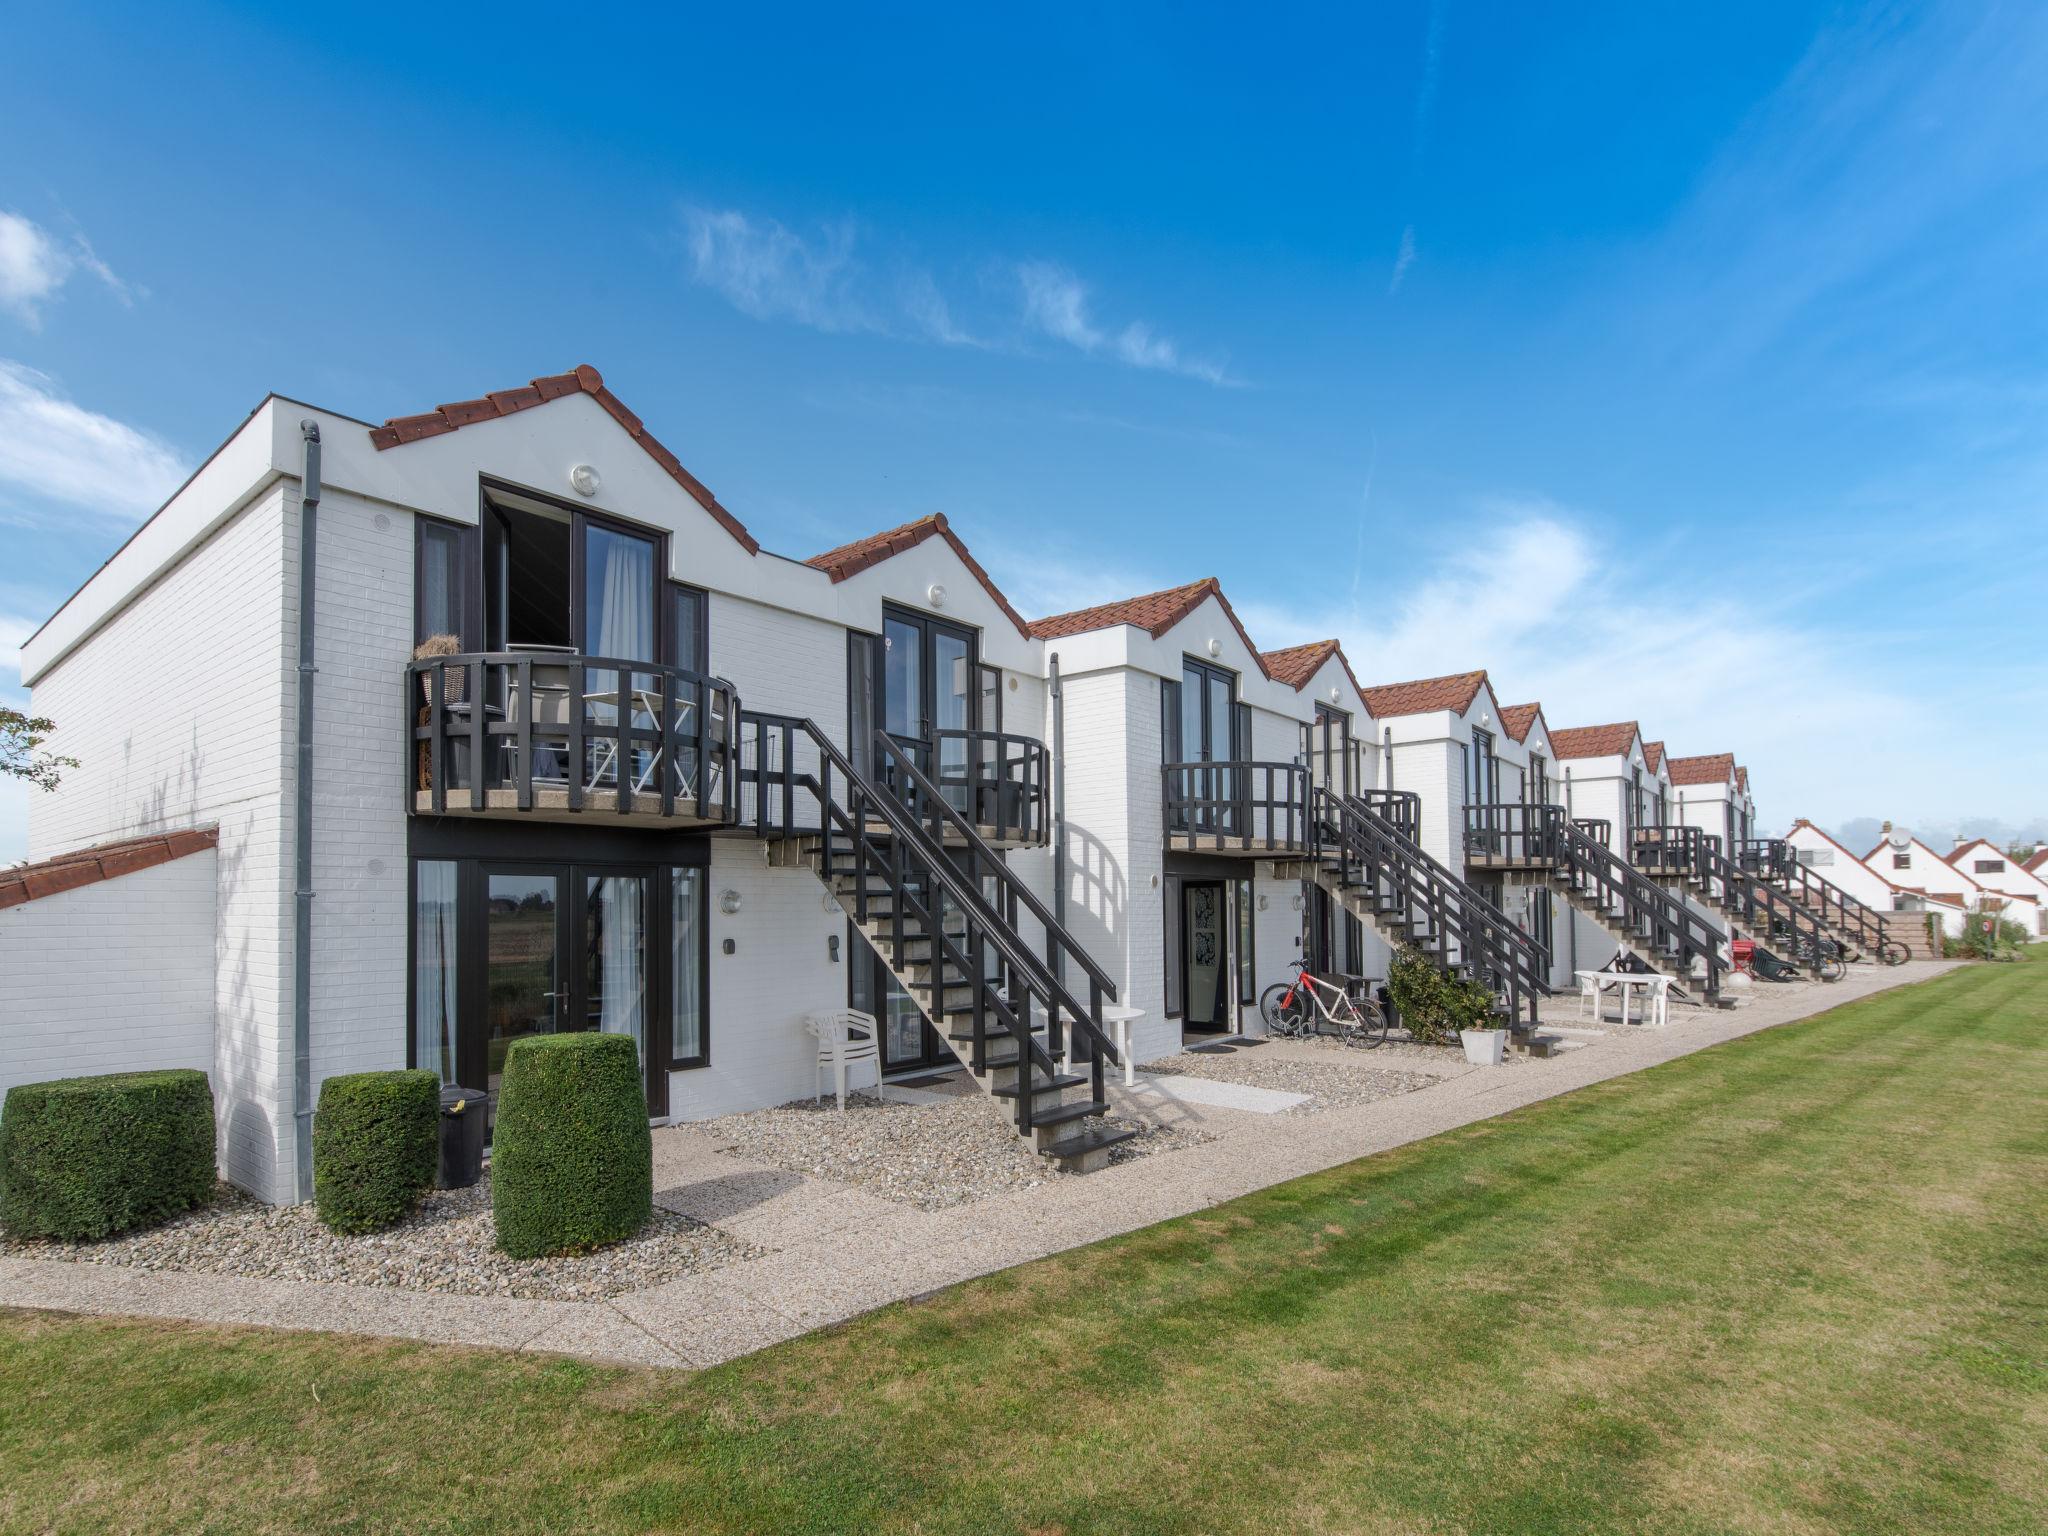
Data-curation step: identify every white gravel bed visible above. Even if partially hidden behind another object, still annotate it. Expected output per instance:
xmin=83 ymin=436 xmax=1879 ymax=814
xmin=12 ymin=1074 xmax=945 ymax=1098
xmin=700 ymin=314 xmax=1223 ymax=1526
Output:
xmin=1138 ymin=1050 xmax=1441 ymax=1113
xmin=0 ymin=1175 xmax=760 ymax=1301
xmin=701 ymin=1089 xmax=1212 ymax=1208
xmin=1277 ymin=1033 xmax=1532 ymax=1072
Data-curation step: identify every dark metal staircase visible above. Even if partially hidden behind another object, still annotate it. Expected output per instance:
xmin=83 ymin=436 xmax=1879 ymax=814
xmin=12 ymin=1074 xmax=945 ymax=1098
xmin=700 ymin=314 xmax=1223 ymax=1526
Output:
xmin=1467 ymin=804 xmax=1727 ymax=1005
xmin=1280 ymin=789 xmax=1557 ymax=1050
xmin=1735 ymin=838 xmax=1888 ymax=959
xmin=1632 ymin=826 xmax=1845 ymax=978
xmin=739 ymin=714 xmax=1134 ymax=1172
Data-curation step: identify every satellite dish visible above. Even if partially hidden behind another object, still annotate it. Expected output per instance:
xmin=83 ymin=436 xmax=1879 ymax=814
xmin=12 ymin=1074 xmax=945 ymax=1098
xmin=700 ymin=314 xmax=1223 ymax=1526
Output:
xmin=1888 ymin=830 xmax=1911 ymax=850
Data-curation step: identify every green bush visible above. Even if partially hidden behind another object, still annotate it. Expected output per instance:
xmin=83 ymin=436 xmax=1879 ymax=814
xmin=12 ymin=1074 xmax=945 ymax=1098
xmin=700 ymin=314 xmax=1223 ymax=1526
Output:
xmin=0 ymin=1069 xmax=215 ymax=1240
xmin=1385 ymin=946 xmax=1498 ymax=1046
xmin=313 ymin=1069 xmax=440 ymax=1234
xmin=491 ymin=1033 xmax=651 ymax=1259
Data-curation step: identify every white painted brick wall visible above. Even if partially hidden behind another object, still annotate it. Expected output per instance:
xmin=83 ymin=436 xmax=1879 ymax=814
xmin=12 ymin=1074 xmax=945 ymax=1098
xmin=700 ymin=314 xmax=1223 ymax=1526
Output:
xmin=303 ymin=489 xmax=413 ymax=1101
xmin=0 ymin=853 xmax=218 ymax=1106
xmin=27 ymin=484 xmax=294 ymax=1199
xmin=667 ymin=839 xmax=845 ymax=1118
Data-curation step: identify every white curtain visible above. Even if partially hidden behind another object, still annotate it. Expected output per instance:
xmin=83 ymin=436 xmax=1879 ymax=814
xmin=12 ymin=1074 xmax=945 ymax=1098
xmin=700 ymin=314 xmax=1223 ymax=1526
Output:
xmin=412 ymin=861 xmax=459 ymax=1082
xmin=591 ymin=875 xmax=646 ymax=1064
xmin=591 ymin=527 xmax=654 ymax=662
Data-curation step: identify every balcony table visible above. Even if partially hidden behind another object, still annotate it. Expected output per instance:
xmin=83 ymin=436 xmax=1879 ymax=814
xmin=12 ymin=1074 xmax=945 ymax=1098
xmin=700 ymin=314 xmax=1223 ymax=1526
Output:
xmin=1574 ymin=969 xmax=1670 ymax=1029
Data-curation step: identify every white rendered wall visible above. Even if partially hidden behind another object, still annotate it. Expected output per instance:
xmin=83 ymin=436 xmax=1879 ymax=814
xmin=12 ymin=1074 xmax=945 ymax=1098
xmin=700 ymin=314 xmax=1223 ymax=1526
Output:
xmin=26 ymin=484 xmax=294 ymax=1200
xmin=0 ymin=852 xmax=218 ymax=1108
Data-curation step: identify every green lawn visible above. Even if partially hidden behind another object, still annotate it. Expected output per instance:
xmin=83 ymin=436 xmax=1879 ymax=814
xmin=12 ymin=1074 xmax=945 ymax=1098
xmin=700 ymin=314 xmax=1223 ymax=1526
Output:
xmin=3 ymin=962 xmax=2044 ymax=1535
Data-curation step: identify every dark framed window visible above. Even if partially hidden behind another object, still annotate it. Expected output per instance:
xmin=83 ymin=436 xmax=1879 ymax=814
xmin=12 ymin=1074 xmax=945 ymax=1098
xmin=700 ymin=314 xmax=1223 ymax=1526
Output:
xmin=1163 ymin=872 xmax=1183 ymax=1019
xmin=415 ymin=516 xmax=479 ymax=647
xmin=671 ymin=583 xmax=709 ymax=676
xmin=1466 ymin=728 xmax=1498 ymax=806
xmin=1235 ymin=878 xmax=1256 ymax=1006
xmin=1527 ymin=754 xmax=1549 ymax=805
xmin=1893 ymin=853 xmax=1911 ymax=870
xmin=478 ymin=479 xmax=671 ymax=665
xmin=670 ymin=866 xmax=708 ymax=1068
xmin=1973 ymin=859 xmax=2005 ymax=874
xmin=1160 ymin=675 xmax=1181 ymax=763
xmin=978 ymin=663 xmax=1003 ymax=734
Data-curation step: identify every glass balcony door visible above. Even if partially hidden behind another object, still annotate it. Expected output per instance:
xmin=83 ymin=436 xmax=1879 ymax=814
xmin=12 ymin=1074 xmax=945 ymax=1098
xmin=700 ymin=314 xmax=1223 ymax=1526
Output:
xmin=879 ymin=606 xmax=977 ymax=808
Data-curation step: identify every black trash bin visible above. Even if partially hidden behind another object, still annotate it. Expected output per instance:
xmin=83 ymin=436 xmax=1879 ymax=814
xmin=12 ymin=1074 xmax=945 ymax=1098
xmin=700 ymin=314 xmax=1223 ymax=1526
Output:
xmin=438 ymin=1085 xmax=487 ymax=1189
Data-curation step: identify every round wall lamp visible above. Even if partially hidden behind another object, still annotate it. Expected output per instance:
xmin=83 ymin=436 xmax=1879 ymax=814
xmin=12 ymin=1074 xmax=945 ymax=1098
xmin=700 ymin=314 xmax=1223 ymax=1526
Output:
xmin=1257 ymin=893 xmax=1270 ymax=912
xmin=822 ymin=892 xmax=842 ymax=915
xmin=1290 ymin=893 xmax=1306 ymax=913
xmin=719 ymin=889 xmax=743 ymax=916
xmin=569 ymin=463 xmax=602 ymax=498
xmin=927 ymin=582 xmax=947 ymax=608
xmin=1206 ymin=637 xmax=1222 ymax=658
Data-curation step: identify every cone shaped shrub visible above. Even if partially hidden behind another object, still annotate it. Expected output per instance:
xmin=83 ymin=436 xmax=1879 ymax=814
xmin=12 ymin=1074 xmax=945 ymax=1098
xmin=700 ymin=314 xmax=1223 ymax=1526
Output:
xmin=312 ymin=1069 xmax=440 ymax=1234
xmin=491 ymin=1033 xmax=651 ymax=1258
xmin=0 ymin=1069 xmax=215 ymax=1240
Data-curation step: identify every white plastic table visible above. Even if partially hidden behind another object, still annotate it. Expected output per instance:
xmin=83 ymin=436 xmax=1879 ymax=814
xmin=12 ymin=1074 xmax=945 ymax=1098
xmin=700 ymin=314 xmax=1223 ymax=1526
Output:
xmin=1051 ymin=1004 xmax=1145 ymax=1084
xmin=1576 ymin=970 xmax=1669 ymax=1028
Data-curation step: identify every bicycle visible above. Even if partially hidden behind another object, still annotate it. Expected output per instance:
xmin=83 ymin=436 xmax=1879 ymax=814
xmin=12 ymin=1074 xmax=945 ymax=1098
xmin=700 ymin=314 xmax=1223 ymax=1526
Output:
xmin=1259 ymin=961 xmax=1390 ymax=1048
xmin=1877 ymin=936 xmax=1910 ymax=967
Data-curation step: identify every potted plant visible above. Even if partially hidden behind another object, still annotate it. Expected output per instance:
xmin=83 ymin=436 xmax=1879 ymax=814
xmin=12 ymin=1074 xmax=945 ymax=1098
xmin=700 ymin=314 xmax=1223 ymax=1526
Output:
xmin=1386 ymin=946 xmax=1506 ymax=1064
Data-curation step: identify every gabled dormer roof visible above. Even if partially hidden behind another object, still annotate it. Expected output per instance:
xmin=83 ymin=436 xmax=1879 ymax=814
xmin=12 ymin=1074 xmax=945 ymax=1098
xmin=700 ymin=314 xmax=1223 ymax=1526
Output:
xmin=1643 ymin=740 xmax=1666 ymax=773
xmin=1029 ymin=578 xmax=1273 ymax=677
xmin=1498 ymin=702 xmax=1544 ymax=743
xmin=369 ymin=365 xmax=761 ymax=555
xmin=1358 ymin=669 xmax=1488 ymax=720
xmin=1667 ymin=752 xmax=1737 ymax=787
xmin=1550 ymin=722 xmax=1641 ymax=761
xmin=805 ymin=513 xmax=1031 ymax=638
xmin=1260 ymin=638 xmax=1366 ymax=703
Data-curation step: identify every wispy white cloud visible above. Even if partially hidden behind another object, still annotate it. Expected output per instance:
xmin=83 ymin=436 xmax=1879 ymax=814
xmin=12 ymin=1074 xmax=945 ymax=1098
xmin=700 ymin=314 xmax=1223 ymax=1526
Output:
xmin=681 ymin=206 xmax=876 ymax=333
xmin=0 ymin=211 xmax=134 ymax=328
xmin=676 ymin=203 xmax=1238 ymax=383
xmin=1388 ymin=225 xmax=1417 ymax=294
xmin=0 ymin=361 xmax=187 ymax=524
xmin=1231 ymin=500 xmax=1999 ymax=827
xmin=1015 ymin=262 xmax=1238 ymax=386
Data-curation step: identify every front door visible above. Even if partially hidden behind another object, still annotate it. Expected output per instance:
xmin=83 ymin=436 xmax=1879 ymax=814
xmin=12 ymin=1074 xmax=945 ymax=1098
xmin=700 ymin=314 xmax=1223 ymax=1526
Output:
xmin=479 ymin=865 xmax=569 ymax=1128
xmin=472 ymin=862 xmax=657 ymax=1130
xmin=880 ymin=607 xmax=977 ymax=800
xmin=1183 ymin=881 xmax=1229 ymax=1032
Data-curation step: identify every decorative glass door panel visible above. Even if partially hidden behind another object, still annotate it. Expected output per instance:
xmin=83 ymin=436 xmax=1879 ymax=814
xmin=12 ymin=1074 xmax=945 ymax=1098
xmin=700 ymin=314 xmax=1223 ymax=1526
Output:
xmin=483 ymin=868 xmax=565 ymax=1127
xmin=1184 ymin=882 xmax=1226 ymax=1029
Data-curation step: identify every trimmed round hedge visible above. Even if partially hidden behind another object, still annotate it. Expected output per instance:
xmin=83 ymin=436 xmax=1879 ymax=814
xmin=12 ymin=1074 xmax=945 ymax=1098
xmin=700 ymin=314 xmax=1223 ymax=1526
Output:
xmin=313 ymin=1069 xmax=440 ymax=1234
xmin=0 ymin=1068 xmax=216 ymax=1240
xmin=491 ymin=1033 xmax=651 ymax=1259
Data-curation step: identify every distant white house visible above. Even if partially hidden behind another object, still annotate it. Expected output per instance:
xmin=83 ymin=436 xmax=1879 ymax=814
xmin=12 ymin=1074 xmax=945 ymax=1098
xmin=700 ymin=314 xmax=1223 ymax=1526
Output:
xmin=1941 ymin=837 xmax=2047 ymax=938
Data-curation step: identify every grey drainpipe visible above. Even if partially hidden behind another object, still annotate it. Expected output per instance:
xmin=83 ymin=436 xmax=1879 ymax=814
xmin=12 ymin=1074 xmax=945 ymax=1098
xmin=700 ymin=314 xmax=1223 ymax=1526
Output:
xmin=1049 ymin=652 xmax=1066 ymax=982
xmin=1381 ymin=725 xmax=1393 ymax=790
xmin=1564 ymin=765 xmax=1578 ymax=976
xmin=291 ymin=420 xmax=321 ymax=1203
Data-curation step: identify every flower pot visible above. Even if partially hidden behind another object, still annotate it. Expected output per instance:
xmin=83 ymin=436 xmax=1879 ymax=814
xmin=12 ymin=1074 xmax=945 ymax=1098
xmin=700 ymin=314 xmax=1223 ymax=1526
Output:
xmin=1460 ymin=1028 xmax=1508 ymax=1067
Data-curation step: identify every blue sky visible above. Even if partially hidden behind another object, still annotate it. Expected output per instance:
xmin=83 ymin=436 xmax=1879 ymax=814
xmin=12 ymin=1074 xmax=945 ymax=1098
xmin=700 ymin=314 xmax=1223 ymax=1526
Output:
xmin=3 ymin=1 xmax=2045 ymax=860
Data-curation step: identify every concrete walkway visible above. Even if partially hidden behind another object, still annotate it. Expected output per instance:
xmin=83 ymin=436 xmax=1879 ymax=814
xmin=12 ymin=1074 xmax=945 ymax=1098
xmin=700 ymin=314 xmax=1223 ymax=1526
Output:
xmin=0 ymin=962 xmax=1956 ymax=1369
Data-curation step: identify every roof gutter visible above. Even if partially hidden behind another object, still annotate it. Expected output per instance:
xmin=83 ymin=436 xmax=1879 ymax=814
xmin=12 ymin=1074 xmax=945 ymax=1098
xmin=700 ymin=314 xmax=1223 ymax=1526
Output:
xmin=291 ymin=420 xmax=321 ymax=1203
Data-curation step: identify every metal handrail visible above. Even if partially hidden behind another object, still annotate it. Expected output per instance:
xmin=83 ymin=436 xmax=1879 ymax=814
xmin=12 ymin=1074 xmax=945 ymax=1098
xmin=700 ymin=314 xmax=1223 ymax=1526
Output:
xmin=1464 ymin=803 xmax=1725 ymax=1002
xmin=1355 ymin=788 xmax=1422 ymax=843
xmin=1162 ymin=759 xmax=1310 ymax=852
xmin=1736 ymin=838 xmax=1885 ymax=954
xmin=405 ymin=651 xmax=739 ymax=821
xmin=737 ymin=714 xmax=1119 ymax=1132
xmin=1318 ymin=789 xmax=1550 ymax=1027
xmin=920 ymin=728 xmax=1051 ymax=845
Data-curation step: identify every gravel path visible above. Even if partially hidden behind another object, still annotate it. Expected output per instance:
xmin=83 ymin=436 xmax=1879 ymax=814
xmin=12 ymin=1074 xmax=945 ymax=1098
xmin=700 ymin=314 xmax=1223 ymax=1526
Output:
xmin=0 ymin=1176 xmax=760 ymax=1301
xmin=700 ymin=1089 xmax=1212 ymax=1208
xmin=1139 ymin=1051 xmax=1441 ymax=1113
xmin=1278 ymin=1034 xmax=1532 ymax=1073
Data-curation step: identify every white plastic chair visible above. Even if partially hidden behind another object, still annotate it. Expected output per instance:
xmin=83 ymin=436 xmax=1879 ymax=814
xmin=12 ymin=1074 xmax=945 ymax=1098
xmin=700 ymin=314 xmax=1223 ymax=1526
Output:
xmin=805 ymin=1009 xmax=883 ymax=1110
xmin=1576 ymin=971 xmax=1603 ymax=1020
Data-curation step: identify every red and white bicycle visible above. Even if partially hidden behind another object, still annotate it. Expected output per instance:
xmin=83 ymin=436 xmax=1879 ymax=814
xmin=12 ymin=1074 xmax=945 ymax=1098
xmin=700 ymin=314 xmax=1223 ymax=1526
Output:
xmin=1259 ymin=960 xmax=1390 ymax=1048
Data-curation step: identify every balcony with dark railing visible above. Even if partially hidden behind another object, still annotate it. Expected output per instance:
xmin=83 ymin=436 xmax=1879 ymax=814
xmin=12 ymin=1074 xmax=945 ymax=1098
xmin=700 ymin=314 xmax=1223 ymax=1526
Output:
xmin=1632 ymin=824 xmax=1708 ymax=882
xmin=1162 ymin=760 xmax=1311 ymax=855
xmin=878 ymin=729 xmax=1051 ymax=848
xmin=407 ymin=652 xmax=739 ymax=827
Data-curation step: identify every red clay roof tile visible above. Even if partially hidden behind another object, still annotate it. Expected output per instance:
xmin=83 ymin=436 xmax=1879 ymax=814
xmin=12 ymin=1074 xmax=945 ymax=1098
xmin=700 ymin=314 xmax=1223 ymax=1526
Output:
xmin=0 ymin=827 xmax=218 ymax=911
xmin=1498 ymin=702 xmax=1543 ymax=743
xmin=1259 ymin=639 xmax=1367 ymax=704
xmin=1666 ymin=752 xmax=1737 ymax=786
xmin=805 ymin=513 xmax=1031 ymax=638
xmin=1356 ymin=670 xmax=1488 ymax=719
xmin=1549 ymin=722 xmax=1641 ymax=760
xmin=370 ymin=366 xmax=760 ymax=555
xmin=1028 ymin=579 xmax=1274 ymax=677
xmin=1642 ymin=740 xmax=1665 ymax=773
